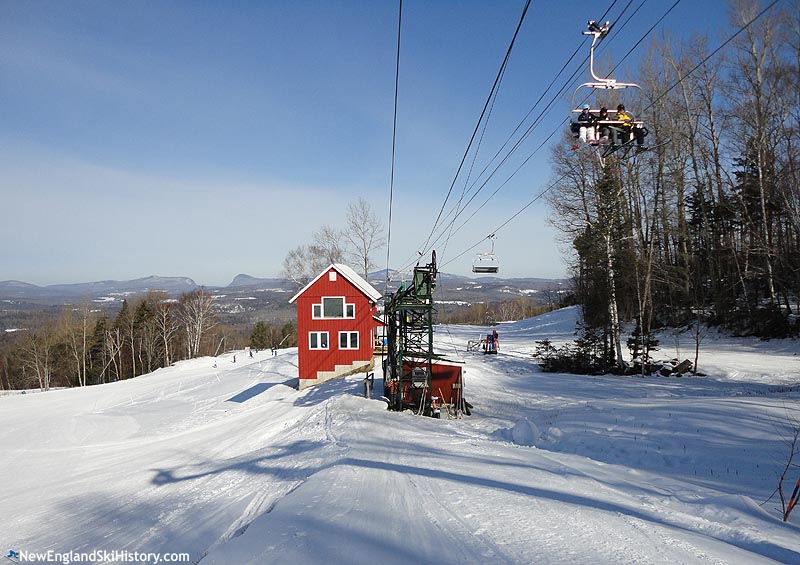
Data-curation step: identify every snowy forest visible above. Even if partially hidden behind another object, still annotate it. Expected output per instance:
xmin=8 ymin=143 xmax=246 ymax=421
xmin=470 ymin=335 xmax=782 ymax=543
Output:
xmin=547 ymin=2 xmax=800 ymax=369
xmin=0 ymin=289 xmax=297 ymax=391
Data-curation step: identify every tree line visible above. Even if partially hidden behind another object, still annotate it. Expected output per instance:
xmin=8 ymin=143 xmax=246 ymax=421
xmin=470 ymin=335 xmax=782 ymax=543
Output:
xmin=437 ymin=297 xmax=563 ymax=326
xmin=547 ymin=1 xmax=799 ymax=371
xmin=0 ymin=289 xmax=297 ymax=391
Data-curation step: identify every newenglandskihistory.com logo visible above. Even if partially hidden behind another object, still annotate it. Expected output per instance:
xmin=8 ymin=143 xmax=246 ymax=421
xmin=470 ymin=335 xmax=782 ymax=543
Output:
xmin=6 ymin=548 xmax=190 ymax=564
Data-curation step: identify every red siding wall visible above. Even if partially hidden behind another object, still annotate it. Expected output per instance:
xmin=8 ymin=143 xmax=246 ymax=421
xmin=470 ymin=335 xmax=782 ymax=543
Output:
xmin=295 ymin=268 xmax=378 ymax=383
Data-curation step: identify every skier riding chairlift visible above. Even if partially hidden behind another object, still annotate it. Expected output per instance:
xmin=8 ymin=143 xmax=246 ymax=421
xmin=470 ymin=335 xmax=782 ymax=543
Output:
xmin=568 ymin=19 xmax=657 ymax=158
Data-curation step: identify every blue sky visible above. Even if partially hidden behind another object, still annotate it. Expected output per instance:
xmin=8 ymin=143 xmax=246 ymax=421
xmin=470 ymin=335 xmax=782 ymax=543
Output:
xmin=1 ymin=0 xmax=734 ymax=286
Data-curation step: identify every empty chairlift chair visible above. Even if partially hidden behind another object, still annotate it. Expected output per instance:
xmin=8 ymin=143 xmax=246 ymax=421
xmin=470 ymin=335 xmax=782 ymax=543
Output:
xmin=472 ymin=235 xmax=499 ymax=274
xmin=472 ymin=253 xmax=499 ymax=274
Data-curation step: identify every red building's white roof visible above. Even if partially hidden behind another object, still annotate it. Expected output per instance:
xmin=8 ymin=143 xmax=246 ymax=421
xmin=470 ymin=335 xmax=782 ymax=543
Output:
xmin=288 ymin=263 xmax=382 ymax=304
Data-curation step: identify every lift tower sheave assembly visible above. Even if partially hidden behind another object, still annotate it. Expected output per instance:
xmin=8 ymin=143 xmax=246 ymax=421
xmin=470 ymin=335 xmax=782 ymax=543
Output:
xmin=384 ymin=251 xmax=438 ymax=415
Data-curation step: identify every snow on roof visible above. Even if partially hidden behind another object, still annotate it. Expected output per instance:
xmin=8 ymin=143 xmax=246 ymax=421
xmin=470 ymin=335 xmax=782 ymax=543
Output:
xmin=289 ymin=263 xmax=382 ymax=304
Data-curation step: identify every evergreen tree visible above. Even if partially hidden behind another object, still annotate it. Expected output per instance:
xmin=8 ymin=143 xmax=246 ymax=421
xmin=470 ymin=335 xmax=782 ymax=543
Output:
xmin=250 ymin=321 xmax=270 ymax=349
xmin=280 ymin=321 xmax=297 ymax=347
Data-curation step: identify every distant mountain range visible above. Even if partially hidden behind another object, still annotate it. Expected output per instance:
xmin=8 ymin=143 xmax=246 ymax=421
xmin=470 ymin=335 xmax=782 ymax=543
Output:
xmin=0 ymin=276 xmax=198 ymax=301
xmin=0 ymin=272 xmax=570 ymax=334
xmin=0 ymin=272 xmax=569 ymax=305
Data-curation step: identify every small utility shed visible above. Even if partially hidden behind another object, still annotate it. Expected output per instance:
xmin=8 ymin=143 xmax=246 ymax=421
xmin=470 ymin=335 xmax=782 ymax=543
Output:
xmin=289 ymin=264 xmax=382 ymax=390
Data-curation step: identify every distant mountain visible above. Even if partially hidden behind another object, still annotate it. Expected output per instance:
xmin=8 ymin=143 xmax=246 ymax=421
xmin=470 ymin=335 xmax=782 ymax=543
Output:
xmin=0 ymin=280 xmax=42 ymax=300
xmin=0 ymin=271 xmax=569 ymax=320
xmin=0 ymin=276 xmax=197 ymax=302
xmin=226 ymin=274 xmax=291 ymax=289
xmin=47 ymin=276 xmax=197 ymax=295
xmin=0 ymin=280 xmax=38 ymax=288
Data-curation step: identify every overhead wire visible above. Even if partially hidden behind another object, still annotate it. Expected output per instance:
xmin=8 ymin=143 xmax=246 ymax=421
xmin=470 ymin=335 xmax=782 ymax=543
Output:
xmin=401 ymin=1 xmax=630 ymax=271
xmin=394 ymin=0 xmax=634 ymax=353
xmin=424 ymin=0 xmax=660 ymax=262
xmin=395 ymin=0 xmax=690 ymax=277
xmin=430 ymin=1 xmax=622 ymax=349
xmin=394 ymin=13 xmax=598 ymax=275
xmin=419 ymin=0 xmax=532 ymax=258
xmin=446 ymin=0 xmax=625 ymax=200
xmin=450 ymin=0 xmax=624 ymax=218
xmin=441 ymin=0 xmax=782 ymax=269
xmin=642 ymin=0 xmax=782 ymax=113
xmin=383 ymin=0 xmax=403 ymax=294
xmin=437 ymin=0 xmax=667 ymax=245
xmin=439 ymin=6 xmax=679 ymax=262
xmin=438 ymin=0 xmax=641 ymax=231
xmin=440 ymin=64 xmax=507 ymax=262
xmin=439 ymin=172 xmax=571 ymax=269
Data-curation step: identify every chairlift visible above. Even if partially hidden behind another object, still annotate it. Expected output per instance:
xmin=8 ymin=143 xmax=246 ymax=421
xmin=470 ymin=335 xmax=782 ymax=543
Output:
xmin=472 ymin=235 xmax=499 ymax=274
xmin=568 ymin=20 xmax=650 ymax=159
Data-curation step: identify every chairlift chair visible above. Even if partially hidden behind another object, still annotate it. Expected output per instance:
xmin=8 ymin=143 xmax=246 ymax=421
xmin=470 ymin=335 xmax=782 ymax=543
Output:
xmin=569 ymin=20 xmax=649 ymax=157
xmin=472 ymin=235 xmax=499 ymax=274
xmin=472 ymin=253 xmax=499 ymax=274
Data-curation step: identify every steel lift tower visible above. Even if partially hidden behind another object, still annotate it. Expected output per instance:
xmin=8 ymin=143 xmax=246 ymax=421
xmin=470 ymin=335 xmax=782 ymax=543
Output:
xmin=383 ymin=251 xmax=439 ymax=415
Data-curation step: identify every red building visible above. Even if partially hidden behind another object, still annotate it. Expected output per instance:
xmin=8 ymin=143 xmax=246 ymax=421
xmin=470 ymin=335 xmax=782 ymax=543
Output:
xmin=289 ymin=264 xmax=382 ymax=390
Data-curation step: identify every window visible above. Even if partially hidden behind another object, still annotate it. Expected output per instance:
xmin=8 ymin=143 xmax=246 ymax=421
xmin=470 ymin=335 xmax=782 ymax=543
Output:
xmin=323 ymin=297 xmax=344 ymax=317
xmin=312 ymin=297 xmax=355 ymax=319
xmin=309 ymin=332 xmax=329 ymax=350
xmin=339 ymin=331 xmax=359 ymax=350
xmin=329 ymin=271 xmax=337 ymax=281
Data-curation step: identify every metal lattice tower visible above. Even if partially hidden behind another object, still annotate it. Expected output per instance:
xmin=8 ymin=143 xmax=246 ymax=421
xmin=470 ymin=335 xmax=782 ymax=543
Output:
xmin=384 ymin=251 xmax=437 ymax=412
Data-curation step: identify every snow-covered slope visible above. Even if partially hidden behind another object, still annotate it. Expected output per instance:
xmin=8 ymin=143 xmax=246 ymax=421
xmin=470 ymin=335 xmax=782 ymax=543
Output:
xmin=3 ymin=306 xmax=800 ymax=564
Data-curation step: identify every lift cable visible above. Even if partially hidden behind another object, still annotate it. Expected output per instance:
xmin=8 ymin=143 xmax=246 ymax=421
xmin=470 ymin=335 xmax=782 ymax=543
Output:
xmin=642 ymin=0 xmax=782 ymax=114
xmin=439 ymin=172 xmax=571 ymax=269
xmin=397 ymin=0 xmax=666 ymax=276
xmin=383 ymin=0 xmax=403 ymax=294
xmin=438 ymin=1 xmax=623 ymax=259
xmin=440 ymin=64 xmax=508 ymax=263
xmin=419 ymin=0 xmax=532 ymax=257
xmin=423 ymin=0 xmax=675 ymax=264
xmin=440 ymin=0 xmax=781 ymax=270
xmin=402 ymin=1 xmax=634 ymax=271
xmin=433 ymin=3 xmax=621 ymax=353
xmin=447 ymin=0 xmax=623 ymax=225
xmin=395 ymin=28 xmax=595 ymax=274
xmin=438 ymin=0 xmax=671 ymax=246
xmin=431 ymin=0 xmax=647 ymax=240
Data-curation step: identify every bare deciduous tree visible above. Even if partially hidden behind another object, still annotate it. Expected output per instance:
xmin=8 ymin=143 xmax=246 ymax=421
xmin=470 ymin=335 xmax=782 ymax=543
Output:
xmin=312 ymin=225 xmax=346 ymax=266
xmin=494 ymin=301 xmax=519 ymax=322
xmin=103 ymin=327 xmax=124 ymax=382
xmin=282 ymin=225 xmax=347 ymax=288
xmin=22 ymin=327 xmax=55 ymax=391
xmin=60 ymin=303 xmax=92 ymax=387
xmin=153 ymin=297 xmax=180 ymax=367
xmin=178 ymin=288 xmax=217 ymax=358
xmin=344 ymin=197 xmax=386 ymax=279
